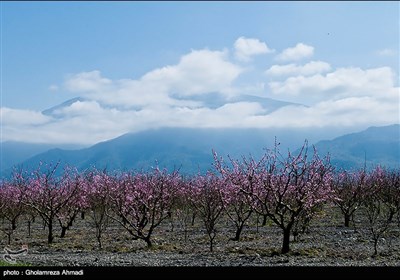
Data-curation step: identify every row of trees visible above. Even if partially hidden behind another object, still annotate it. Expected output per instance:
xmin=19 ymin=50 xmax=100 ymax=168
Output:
xmin=1 ymin=143 xmax=399 ymax=255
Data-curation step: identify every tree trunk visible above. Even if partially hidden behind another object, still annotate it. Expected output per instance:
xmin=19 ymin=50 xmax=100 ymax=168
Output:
xmin=388 ymin=210 xmax=395 ymax=223
xmin=344 ymin=214 xmax=351 ymax=227
xmin=293 ymin=231 xmax=299 ymax=242
xmin=262 ymin=215 xmax=268 ymax=226
xmin=191 ymin=213 xmax=196 ymax=226
xmin=281 ymin=228 xmax=291 ymax=254
xmin=48 ymin=219 xmax=54 ymax=244
xmin=208 ymin=231 xmax=216 ymax=252
xmin=184 ymin=228 xmax=188 ymax=243
xmin=373 ymin=238 xmax=378 ymax=256
xmin=28 ymin=221 xmax=31 ymax=237
xmin=96 ymin=234 xmax=102 ymax=250
xmin=60 ymin=226 xmax=67 ymax=238
xmin=231 ymin=225 xmax=244 ymax=241
xmin=144 ymin=236 xmax=152 ymax=248
xmin=11 ymin=219 xmax=17 ymax=230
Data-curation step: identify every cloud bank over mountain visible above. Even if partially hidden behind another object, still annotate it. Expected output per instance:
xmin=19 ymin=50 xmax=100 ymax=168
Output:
xmin=1 ymin=38 xmax=398 ymax=145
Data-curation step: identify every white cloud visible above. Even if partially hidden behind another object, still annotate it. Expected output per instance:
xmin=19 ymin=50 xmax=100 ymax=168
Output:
xmin=276 ymin=43 xmax=314 ymax=62
xmin=377 ymin=48 xmax=397 ymax=57
xmin=52 ymin=100 xmax=104 ymax=117
xmin=234 ymin=37 xmax=274 ymax=62
xmin=1 ymin=104 xmax=142 ymax=144
xmin=1 ymin=85 xmax=398 ymax=145
xmin=253 ymin=96 xmax=399 ymax=128
xmin=64 ymin=49 xmax=243 ymax=109
xmin=0 ymin=107 xmax=51 ymax=126
xmin=1 ymin=40 xmax=399 ymax=145
xmin=142 ymin=49 xmax=243 ymax=97
xmin=269 ymin=66 xmax=396 ymax=104
xmin=91 ymin=78 xmax=176 ymax=108
xmin=65 ymin=70 xmax=112 ymax=92
xmin=0 ymin=102 xmax=264 ymax=145
xmin=266 ymin=61 xmax=331 ymax=77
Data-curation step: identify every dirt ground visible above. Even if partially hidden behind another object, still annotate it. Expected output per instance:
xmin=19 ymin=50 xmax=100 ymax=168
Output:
xmin=1 ymin=207 xmax=400 ymax=267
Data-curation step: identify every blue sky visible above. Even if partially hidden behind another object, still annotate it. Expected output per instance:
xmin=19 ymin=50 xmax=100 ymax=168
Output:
xmin=1 ymin=1 xmax=399 ymax=145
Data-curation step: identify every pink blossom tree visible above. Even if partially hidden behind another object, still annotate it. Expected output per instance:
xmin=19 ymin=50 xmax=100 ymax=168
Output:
xmin=217 ymin=141 xmax=335 ymax=254
xmin=0 ymin=182 xmax=24 ymax=230
xmin=0 ymin=168 xmax=32 ymax=244
xmin=83 ymin=169 xmax=112 ymax=249
xmin=362 ymin=167 xmax=398 ymax=256
xmin=333 ymin=169 xmax=367 ymax=227
xmin=380 ymin=168 xmax=400 ymax=223
xmin=55 ymin=167 xmax=85 ymax=238
xmin=24 ymin=163 xmax=81 ymax=244
xmin=213 ymin=152 xmax=254 ymax=241
xmin=108 ymin=168 xmax=180 ymax=248
xmin=0 ymin=181 xmax=25 ymax=244
xmin=187 ymin=172 xmax=225 ymax=252
xmin=170 ymin=177 xmax=193 ymax=243
xmin=10 ymin=168 xmax=37 ymax=236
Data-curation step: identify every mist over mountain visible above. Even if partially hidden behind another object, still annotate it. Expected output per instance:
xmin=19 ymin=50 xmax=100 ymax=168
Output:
xmin=177 ymin=93 xmax=306 ymax=112
xmin=0 ymin=127 xmax=335 ymax=177
xmin=1 ymin=124 xmax=398 ymax=178
xmin=0 ymin=142 xmax=84 ymax=174
xmin=42 ymin=97 xmax=87 ymax=118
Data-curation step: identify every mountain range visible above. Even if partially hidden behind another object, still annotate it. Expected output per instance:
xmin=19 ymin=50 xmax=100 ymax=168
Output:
xmin=312 ymin=124 xmax=400 ymax=170
xmin=1 ymin=124 xmax=399 ymax=178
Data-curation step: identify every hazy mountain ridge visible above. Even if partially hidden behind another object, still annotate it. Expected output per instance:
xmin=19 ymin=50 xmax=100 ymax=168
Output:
xmin=0 ymin=142 xmax=84 ymax=173
xmin=1 ymin=124 xmax=399 ymax=178
xmin=311 ymin=124 xmax=400 ymax=170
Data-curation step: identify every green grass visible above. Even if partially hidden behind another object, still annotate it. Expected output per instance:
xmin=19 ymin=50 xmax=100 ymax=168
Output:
xmin=0 ymin=260 xmax=31 ymax=267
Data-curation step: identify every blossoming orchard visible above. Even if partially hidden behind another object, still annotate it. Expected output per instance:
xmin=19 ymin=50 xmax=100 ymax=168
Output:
xmin=1 ymin=143 xmax=399 ymax=255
